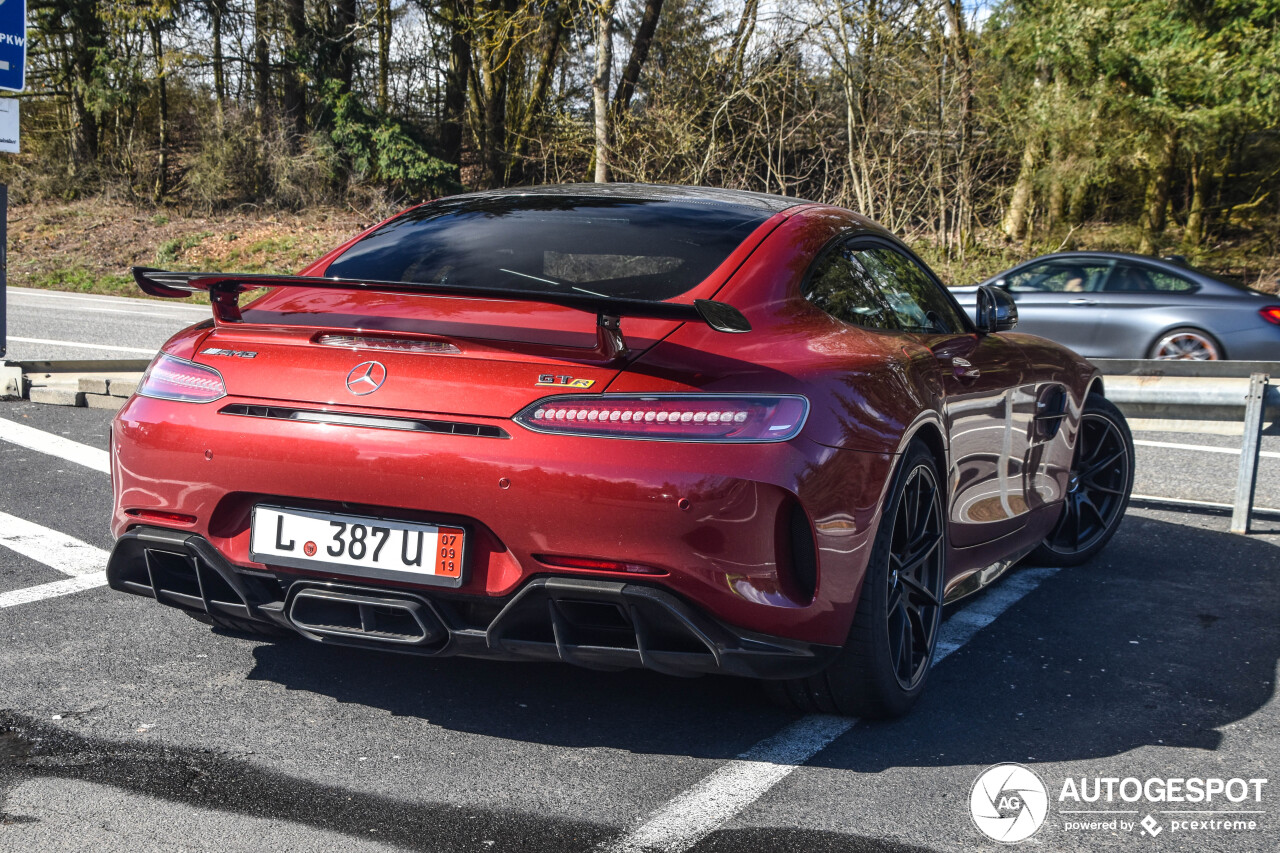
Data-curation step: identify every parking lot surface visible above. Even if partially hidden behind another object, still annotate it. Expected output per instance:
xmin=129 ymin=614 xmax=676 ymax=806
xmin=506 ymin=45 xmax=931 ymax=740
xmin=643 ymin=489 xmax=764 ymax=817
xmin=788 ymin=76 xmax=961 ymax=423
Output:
xmin=0 ymin=399 xmax=1277 ymax=852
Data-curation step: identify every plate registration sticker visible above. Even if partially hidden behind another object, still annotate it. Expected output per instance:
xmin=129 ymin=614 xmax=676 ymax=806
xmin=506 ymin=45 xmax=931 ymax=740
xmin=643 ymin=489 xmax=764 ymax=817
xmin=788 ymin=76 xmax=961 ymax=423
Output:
xmin=250 ymin=505 xmax=465 ymax=587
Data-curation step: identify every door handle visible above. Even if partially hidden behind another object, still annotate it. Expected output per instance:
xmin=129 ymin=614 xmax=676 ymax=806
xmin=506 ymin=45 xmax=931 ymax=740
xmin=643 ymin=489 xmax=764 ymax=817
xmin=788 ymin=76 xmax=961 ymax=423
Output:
xmin=951 ymin=356 xmax=981 ymax=380
xmin=1067 ymin=298 xmax=1097 ymax=306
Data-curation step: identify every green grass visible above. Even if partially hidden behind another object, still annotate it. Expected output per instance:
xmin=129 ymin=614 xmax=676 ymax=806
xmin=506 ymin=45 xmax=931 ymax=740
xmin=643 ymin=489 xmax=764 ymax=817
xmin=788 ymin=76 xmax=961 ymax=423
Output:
xmin=154 ymin=231 xmax=215 ymax=267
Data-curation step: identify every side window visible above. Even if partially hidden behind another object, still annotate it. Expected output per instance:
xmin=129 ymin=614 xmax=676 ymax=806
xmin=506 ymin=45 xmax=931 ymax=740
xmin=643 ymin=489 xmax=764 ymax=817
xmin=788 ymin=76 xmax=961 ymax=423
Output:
xmin=1104 ymin=263 xmax=1193 ymax=293
xmin=853 ymin=247 xmax=967 ymax=334
xmin=802 ymin=246 xmax=896 ymax=331
xmin=1006 ymin=261 xmax=1110 ymax=293
xmin=1147 ymin=269 xmax=1195 ymax=292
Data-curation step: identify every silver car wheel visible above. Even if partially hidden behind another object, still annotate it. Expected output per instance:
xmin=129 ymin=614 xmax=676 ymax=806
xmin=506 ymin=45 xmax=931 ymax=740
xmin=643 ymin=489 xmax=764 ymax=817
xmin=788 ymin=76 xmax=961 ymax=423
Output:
xmin=1151 ymin=329 xmax=1220 ymax=360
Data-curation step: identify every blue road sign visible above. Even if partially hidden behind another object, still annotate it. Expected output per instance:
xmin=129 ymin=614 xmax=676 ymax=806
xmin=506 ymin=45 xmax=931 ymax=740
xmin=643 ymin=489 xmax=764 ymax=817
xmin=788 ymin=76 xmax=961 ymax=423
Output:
xmin=0 ymin=0 xmax=25 ymax=93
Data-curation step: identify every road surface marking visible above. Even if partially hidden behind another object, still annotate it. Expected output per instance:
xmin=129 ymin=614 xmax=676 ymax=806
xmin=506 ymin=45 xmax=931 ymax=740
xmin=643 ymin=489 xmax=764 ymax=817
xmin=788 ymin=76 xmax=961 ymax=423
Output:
xmin=7 ymin=287 xmax=210 ymax=313
xmin=0 ymin=417 xmax=111 ymax=474
xmin=0 ymin=511 xmax=111 ymax=577
xmin=1131 ymin=493 xmax=1280 ymax=517
xmin=599 ymin=715 xmax=856 ymax=853
xmin=1134 ymin=439 xmax=1280 ymax=460
xmin=601 ymin=565 xmax=1059 ymax=853
xmin=9 ymin=302 xmax=202 ymax=320
xmin=5 ymin=336 xmax=157 ymax=355
xmin=0 ymin=572 xmax=108 ymax=609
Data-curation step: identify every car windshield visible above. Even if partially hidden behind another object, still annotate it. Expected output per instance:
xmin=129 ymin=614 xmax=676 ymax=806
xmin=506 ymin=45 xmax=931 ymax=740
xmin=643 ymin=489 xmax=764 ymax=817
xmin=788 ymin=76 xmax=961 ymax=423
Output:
xmin=323 ymin=195 xmax=773 ymax=301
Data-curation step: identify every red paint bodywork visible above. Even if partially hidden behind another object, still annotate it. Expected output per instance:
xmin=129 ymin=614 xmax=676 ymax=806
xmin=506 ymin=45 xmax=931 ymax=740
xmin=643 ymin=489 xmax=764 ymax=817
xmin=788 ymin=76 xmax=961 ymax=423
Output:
xmin=111 ymin=196 xmax=1098 ymax=651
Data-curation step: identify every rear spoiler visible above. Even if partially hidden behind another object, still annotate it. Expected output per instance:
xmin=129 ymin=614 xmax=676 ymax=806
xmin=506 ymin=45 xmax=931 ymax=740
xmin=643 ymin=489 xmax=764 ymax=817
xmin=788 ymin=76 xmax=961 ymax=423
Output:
xmin=133 ymin=267 xmax=750 ymax=360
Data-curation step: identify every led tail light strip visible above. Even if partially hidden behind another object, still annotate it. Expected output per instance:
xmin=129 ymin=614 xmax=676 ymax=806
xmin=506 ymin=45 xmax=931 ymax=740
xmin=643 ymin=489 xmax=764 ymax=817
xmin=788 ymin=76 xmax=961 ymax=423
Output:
xmin=515 ymin=395 xmax=808 ymax=442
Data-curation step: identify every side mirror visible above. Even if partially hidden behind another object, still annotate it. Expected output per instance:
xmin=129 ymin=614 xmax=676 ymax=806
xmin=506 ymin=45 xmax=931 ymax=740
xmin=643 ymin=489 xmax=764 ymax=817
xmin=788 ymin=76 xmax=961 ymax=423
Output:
xmin=976 ymin=285 xmax=1018 ymax=333
xmin=994 ymin=278 xmax=1008 ymax=290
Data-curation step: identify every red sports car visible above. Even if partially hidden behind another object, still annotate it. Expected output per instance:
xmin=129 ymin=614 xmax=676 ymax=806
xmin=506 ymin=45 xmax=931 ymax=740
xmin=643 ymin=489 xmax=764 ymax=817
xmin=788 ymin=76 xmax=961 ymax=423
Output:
xmin=107 ymin=184 xmax=1134 ymax=717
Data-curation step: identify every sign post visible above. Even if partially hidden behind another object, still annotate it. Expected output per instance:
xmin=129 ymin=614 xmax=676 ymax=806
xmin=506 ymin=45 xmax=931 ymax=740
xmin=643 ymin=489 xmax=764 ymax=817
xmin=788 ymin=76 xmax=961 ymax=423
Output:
xmin=0 ymin=0 xmax=24 ymax=360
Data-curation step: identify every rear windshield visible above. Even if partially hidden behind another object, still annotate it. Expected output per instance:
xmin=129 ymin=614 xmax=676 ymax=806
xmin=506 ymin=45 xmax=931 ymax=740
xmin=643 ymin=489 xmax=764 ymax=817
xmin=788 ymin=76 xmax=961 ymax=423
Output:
xmin=323 ymin=195 xmax=772 ymax=301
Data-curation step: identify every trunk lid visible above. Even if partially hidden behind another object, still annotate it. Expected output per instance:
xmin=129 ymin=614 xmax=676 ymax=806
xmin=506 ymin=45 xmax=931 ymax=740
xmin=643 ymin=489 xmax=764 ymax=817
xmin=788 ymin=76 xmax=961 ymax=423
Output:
xmin=193 ymin=292 xmax=677 ymax=418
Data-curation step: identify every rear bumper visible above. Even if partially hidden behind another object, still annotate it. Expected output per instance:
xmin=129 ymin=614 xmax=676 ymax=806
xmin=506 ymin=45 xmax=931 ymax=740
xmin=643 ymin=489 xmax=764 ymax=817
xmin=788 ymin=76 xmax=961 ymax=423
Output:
xmin=107 ymin=527 xmax=840 ymax=679
xmin=111 ymin=395 xmax=896 ymax=647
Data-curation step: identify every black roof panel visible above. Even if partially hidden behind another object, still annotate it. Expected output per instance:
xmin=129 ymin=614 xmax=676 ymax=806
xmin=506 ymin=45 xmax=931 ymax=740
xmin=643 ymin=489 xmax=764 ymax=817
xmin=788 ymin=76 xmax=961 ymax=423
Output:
xmin=439 ymin=182 xmax=809 ymax=213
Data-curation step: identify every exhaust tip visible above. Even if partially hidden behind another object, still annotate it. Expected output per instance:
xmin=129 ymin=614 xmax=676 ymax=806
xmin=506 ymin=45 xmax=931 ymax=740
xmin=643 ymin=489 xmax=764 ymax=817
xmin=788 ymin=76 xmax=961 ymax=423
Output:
xmin=289 ymin=587 xmax=443 ymax=646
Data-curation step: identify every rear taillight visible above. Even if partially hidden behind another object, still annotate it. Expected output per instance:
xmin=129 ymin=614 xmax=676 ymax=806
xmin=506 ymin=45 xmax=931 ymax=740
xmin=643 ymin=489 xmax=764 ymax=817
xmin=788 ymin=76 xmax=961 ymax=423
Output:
xmin=1261 ymin=306 xmax=1280 ymax=325
xmin=138 ymin=354 xmax=227 ymax=403
xmin=515 ymin=395 xmax=808 ymax=442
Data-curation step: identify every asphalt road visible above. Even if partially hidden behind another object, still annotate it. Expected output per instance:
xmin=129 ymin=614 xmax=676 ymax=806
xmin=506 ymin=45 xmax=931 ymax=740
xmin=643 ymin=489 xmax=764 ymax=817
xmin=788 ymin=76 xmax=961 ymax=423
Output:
xmin=1 ymin=286 xmax=208 ymax=362
xmin=0 ymin=400 xmax=1277 ymax=853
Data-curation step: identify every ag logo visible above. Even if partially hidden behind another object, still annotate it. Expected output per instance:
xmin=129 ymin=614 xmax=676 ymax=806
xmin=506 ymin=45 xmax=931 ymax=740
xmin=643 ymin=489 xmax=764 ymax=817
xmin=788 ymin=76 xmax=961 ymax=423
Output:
xmin=970 ymin=763 xmax=1048 ymax=843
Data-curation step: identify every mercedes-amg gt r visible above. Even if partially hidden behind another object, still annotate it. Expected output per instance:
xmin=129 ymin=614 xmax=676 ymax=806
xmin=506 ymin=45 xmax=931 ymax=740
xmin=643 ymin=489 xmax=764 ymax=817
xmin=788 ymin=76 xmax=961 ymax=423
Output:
xmin=107 ymin=184 xmax=1135 ymax=717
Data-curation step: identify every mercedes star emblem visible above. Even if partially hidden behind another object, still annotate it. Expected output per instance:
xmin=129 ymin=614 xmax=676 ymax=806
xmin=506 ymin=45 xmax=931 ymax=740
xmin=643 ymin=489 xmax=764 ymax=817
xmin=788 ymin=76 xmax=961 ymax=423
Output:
xmin=345 ymin=361 xmax=387 ymax=395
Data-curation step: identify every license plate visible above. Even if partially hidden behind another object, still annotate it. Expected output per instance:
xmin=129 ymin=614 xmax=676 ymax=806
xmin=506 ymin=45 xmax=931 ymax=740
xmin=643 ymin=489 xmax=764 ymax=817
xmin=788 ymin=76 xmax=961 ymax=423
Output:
xmin=250 ymin=505 xmax=466 ymax=587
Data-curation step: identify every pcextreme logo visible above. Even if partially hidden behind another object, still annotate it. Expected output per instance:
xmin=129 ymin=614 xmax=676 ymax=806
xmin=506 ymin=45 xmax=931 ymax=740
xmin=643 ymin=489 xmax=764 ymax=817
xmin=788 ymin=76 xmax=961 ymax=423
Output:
xmin=970 ymin=763 xmax=1049 ymax=843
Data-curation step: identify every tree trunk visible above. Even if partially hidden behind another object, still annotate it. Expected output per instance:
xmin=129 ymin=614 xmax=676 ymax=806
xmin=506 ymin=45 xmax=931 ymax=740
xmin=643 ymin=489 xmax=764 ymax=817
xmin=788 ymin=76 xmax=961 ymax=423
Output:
xmin=253 ymin=0 xmax=270 ymax=134
xmin=282 ymin=0 xmax=308 ymax=142
xmin=148 ymin=19 xmax=168 ymax=203
xmin=613 ymin=0 xmax=664 ymax=112
xmin=377 ymin=0 xmax=391 ymax=112
xmin=942 ymin=0 xmax=974 ymax=243
xmin=1184 ymin=154 xmax=1210 ymax=247
xmin=727 ymin=0 xmax=758 ymax=86
xmin=209 ymin=0 xmax=227 ymax=120
xmin=336 ymin=0 xmax=358 ymax=94
xmin=477 ymin=0 xmax=516 ymax=188
xmin=592 ymin=0 xmax=616 ymax=183
xmin=1046 ymin=151 xmax=1066 ymax=230
xmin=1002 ymin=136 xmax=1039 ymax=241
xmin=440 ymin=0 xmax=472 ymax=168
xmin=513 ymin=7 xmax=568 ymax=164
xmin=1138 ymin=128 xmax=1178 ymax=255
xmin=68 ymin=0 xmax=106 ymax=164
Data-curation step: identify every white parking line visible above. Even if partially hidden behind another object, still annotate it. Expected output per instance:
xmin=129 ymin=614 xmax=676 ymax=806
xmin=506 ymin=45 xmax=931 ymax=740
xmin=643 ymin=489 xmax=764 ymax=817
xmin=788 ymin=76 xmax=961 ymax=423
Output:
xmin=1134 ymin=439 xmax=1280 ymax=460
xmin=0 ymin=417 xmax=111 ymax=474
xmin=7 ymin=287 xmax=210 ymax=313
xmin=0 ymin=510 xmax=111 ymax=577
xmin=5 ymin=336 xmax=157 ymax=355
xmin=0 ymin=572 xmax=108 ymax=609
xmin=602 ymin=565 xmax=1060 ymax=853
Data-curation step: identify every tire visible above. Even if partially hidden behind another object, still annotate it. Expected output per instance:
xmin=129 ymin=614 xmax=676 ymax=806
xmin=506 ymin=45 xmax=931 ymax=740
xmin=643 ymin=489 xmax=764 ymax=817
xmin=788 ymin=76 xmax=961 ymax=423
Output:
xmin=1029 ymin=394 xmax=1134 ymax=567
xmin=766 ymin=441 xmax=946 ymax=719
xmin=1148 ymin=327 xmax=1223 ymax=360
xmin=185 ymin=609 xmax=294 ymax=638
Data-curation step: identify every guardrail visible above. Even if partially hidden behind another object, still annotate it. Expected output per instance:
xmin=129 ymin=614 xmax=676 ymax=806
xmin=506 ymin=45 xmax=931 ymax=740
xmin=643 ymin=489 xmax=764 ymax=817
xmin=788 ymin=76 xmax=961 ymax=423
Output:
xmin=1091 ymin=359 xmax=1276 ymax=535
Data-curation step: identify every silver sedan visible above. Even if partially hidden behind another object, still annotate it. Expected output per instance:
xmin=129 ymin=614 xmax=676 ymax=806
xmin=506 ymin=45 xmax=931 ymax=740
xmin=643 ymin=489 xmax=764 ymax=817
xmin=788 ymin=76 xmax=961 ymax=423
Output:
xmin=951 ymin=251 xmax=1280 ymax=360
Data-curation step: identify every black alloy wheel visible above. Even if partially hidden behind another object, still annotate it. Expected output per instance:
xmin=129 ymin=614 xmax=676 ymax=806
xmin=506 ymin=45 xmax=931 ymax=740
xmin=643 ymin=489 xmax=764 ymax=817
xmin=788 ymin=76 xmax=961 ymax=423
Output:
xmin=1031 ymin=394 xmax=1134 ymax=567
xmin=766 ymin=441 xmax=945 ymax=719
xmin=885 ymin=462 xmax=945 ymax=691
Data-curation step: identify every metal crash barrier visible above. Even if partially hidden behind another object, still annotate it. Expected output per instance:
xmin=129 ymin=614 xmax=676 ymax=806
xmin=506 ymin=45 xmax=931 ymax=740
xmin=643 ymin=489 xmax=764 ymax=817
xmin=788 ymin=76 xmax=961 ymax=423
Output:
xmin=1092 ymin=359 xmax=1277 ymax=535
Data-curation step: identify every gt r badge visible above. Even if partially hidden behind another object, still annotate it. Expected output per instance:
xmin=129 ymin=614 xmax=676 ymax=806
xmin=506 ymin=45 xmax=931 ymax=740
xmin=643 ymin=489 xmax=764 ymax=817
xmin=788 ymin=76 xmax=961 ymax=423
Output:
xmin=536 ymin=374 xmax=595 ymax=388
xmin=346 ymin=361 xmax=387 ymax=395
